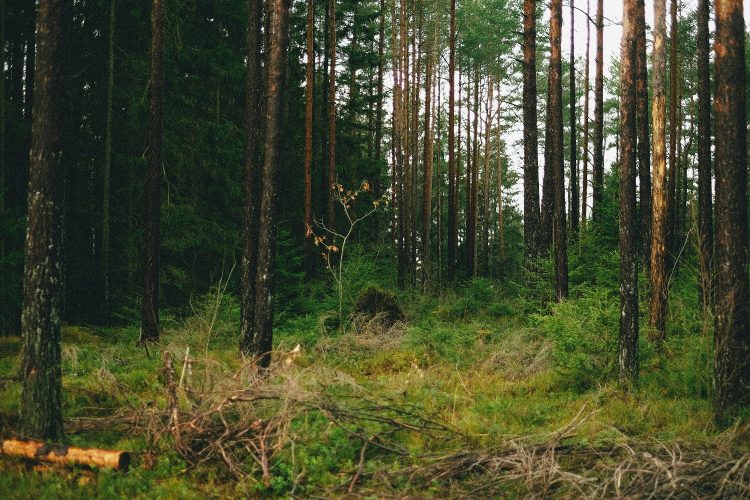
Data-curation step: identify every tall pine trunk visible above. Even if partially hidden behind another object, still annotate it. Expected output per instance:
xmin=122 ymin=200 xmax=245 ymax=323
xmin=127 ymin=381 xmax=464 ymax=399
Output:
xmin=650 ymin=0 xmax=668 ymax=341
xmin=592 ymin=0 xmax=604 ymax=221
xmin=619 ymin=0 xmax=639 ymax=387
xmin=697 ymin=0 xmax=713 ymax=312
xmin=549 ymin=0 xmax=568 ymax=300
xmin=100 ymin=0 xmax=115 ymax=324
xmin=20 ymin=0 xmax=65 ymax=440
xmin=421 ymin=26 xmax=434 ymax=288
xmin=140 ymin=0 xmax=165 ymax=344
xmin=667 ymin=0 xmax=678 ymax=269
xmin=240 ymin=0 xmax=264 ymax=355
xmin=447 ymin=0 xmax=457 ymax=282
xmin=635 ymin=0 xmax=651 ymax=272
xmin=569 ymin=0 xmax=578 ymax=234
xmin=522 ymin=0 xmax=540 ymax=260
xmin=713 ymin=0 xmax=749 ymax=424
xmin=304 ymin=0 xmax=314 ymax=273
xmin=326 ymin=0 xmax=336 ymax=228
xmin=250 ymin=0 xmax=292 ymax=368
xmin=581 ymin=0 xmax=590 ymax=229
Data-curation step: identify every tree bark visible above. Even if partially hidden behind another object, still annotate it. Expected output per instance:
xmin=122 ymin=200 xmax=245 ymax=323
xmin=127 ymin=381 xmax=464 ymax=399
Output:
xmin=619 ymin=0 xmax=639 ymax=387
xmin=713 ymin=0 xmax=749 ymax=424
xmin=20 ymin=0 xmax=65 ymax=441
xmin=592 ymin=0 xmax=604 ymax=221
xmin=1 ymin=439 xmax=130 ymax=470
xmin=697 ymin=0 xmax=712 ymax=313
xmin=569 ymin=0 xmax=579 ymax=234
xmin=481 ymin=77 xmax=493 ymax=277
xmin=447 ymin=0 xmax=457 ymax=282
xmin=240 ymin=0 xmax=264 ymax=355
xmin=581 ymin=0 xmax=590 ymax=230
xmin=549 ymin=0 xmax=568 ymax=300
xmin=421 ymin=23 xmax=434 ymax=288
xmin=649 ymin=0 xmax=668 ymax=341
xmin=667 ymin=0 xmax=678 ymax=269
xmin=140 ymin=0 xmax=165 ymax=344
xmin=522 ymin=0 xmax=540 ymax=260
xmin=304 ymin=0 xmax=314 ymax=272
xmin=635 ymin=0 xmax=651 ymax=273
xmin=496 ymin=86 xmax=504 ymax=268
xmin=326 ymin=0 xmax=337 ymax=229
xmin=249 ymin=0 xmax=292 ymax=368
xmin=100 ymin=0 xmax=115 ymax=324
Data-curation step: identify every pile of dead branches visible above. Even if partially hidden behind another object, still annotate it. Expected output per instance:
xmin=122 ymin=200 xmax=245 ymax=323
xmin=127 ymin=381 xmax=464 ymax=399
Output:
xmin=135 ymin=347 xmax=452 ymax=487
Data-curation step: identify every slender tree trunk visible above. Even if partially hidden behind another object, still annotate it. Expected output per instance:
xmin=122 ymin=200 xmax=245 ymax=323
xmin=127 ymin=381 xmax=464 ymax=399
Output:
xmin=0 ymin=0 xmax=6 ymax=330
xmin=304 ymin=0 xmax=314 ymax=272
xmin=240 ymin=0 xmax=264 ymax=355
xmin=447 ymin=0 xmax=457 ymax=282
xmin=466 ymin=68 xmax=479 ymax=278
xmin=619 ymin=0 xmax=639 ymax=387
xmin=697 ymin=0 xmax=712 ymax=313
xmin=326 ymin=0 xmax=336 ymax=228
xmin=496 ymin=87 xmax=504 ymax=268
xmin=550 ymin=0 xmax=568 ymax=300
xmin=667 ymin=0 xmax=678 ymax=267
xmin=436 ymin=64 xmax=443 ymax=286
xmin=581 ymin=0 xmax=590 ymax=230
xmin=713 ymin=0 xmax=749 ymax=424
xmin=541 ymin=78 xmax=554 ymax=254
xmin=421 ymin=25 xmax=434 ymax=288
xmin=592 ymin=0 xmax=604 ymax=221
xmin=250 ymin=0 xmax=292 ymax=368
xmin=635 ymin=0 xmax=651 ymax=272
xmin=522 ymin=0 xmax=540 ymax=260
xmin=140 ymin=0 xmax=165 ymax=344
xmin=481 ymin=77 xmax=492 ymax=277
xmin=569 ymin=0 xmax=579 ymax=234
xmin=650 ymin=0 xmax=668 ymax=341
xmin=20 ymin=0 xmax=65 ymax=440
xmin=100 ymin=0 xmax=115 ymax=324
xmin=375 ymin=0 xmax=385 ymax=186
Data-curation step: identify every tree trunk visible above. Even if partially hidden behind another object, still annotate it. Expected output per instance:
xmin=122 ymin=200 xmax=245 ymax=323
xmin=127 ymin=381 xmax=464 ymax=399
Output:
xmin=100 ymin=0 xmax=115 ymax=324
xmin=140 ymin=0 xmax=165 ymax=344
xmin=374 ymin=0 xmax=385 ymax=186
xmin=240 ymin=0 xmax=264 ymax=355
xmin=649 ymin=0 xmax=668 ymax=341
xmin=635 ymin=0 xmax=651 ymax=272
xmin=549 ymin=0 xmax=568 ymax=300
xmin=569 ymin=0 xmax=578 ymax=234
xmin=540 ymin=77 xmax=554 ymax=254
xmin=447 ymin=0 xmax=457 ymax=282
xmin=697 ymin=0 xmax=712 ymax=313
xmin=421 ymin=25 xmax=434 ymax=289
xmin=481 ymin=77 xmax=493 ymax=277
xmin=326 ymin=0 xmax=336 ymax=229
xmin=249 ymin=0 xmax=292 ymax=368
xmin=667 ymin=0 xmax=678 ymax=268
xmin=713 ymin=0 xmax=749 ymax=424
xmin=304 ymin=0 xmax=314 ymax=272
xmin=467 ymin=68 xmax=479 ymax=278
xmin=619 ymin=0 xmax=639 ymax=387
xmin=0 ymin=0 xmax=6 ymax=331
xmin=592 ymin=0 xmax=604 ymax=221
xmin=20 ymin=0 xmax=65 ymax=441
xmin=496 ymin=87 xmax=504 ymax=268
xmin=522 ymin=0 xmax=540 ymax=260
xmin=581 ymin=0 xmax=590 ymax=230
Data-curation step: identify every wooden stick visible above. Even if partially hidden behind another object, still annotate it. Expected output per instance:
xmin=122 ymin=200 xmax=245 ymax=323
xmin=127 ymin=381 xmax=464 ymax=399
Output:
xmin=0 ymin=439 xmax=130 ymax=470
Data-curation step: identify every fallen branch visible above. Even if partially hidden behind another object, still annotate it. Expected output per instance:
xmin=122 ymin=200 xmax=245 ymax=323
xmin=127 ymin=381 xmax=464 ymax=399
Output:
xmin=0 ymin=438 xmax=130 ymax=470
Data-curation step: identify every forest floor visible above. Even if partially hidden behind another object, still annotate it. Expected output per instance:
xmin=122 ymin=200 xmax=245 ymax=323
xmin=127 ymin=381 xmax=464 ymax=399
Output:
xmin=1 ymin=254 xmax=750 ymax=498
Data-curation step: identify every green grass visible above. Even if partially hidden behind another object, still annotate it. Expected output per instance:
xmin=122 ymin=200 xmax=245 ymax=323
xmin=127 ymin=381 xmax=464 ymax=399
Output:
xmin=1 ymin=268 xmax=748 ymax=498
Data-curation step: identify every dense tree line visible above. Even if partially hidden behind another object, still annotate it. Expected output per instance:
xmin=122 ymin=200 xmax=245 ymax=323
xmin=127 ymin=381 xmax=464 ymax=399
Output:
xmin=3 ymin=0 xmax=750 ymax=438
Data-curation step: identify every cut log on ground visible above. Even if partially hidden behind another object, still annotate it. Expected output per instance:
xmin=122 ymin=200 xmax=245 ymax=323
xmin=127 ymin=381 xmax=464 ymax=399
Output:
xmin=0 ymin=439 xmax=130 ymax=470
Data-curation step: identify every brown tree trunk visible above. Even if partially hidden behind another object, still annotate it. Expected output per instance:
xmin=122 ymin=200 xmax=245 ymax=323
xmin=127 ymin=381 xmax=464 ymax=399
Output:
xmin=713 ymin=0 xmax=750 ymax=424
xmin=549 ymin=0 xmax=568 ymax=300
xmin=240 ymin=0 xmax=264 ymax=355
xmin=540 ymin=77 xmax=554 ymax=254
xmin=375 ymin=0 xmax=385 ymax=179
xmin=635 ymin=0 xmax=651 ymax=272
xmin=100 ymin=0 xmax=115 ymax=324
xmin=304 ymin=0 xmax=314 ymax=273
xmin=0 ymin=0 xmax=5 ymax=331
xmin=20 ymin=0 xmax=65 ymax=441
xmin=496 ymin=87 xmax=504 ymax=268
xmin=667 ymin=0 xmax=678 ymax=268
xmin=592 ymin=0 xmax=604 ymax=221
xmin=140 ymin=0 xmax=165 ymax=344
xmin=619 ymin=0 xmax=639 ymax=387
xmin=481 ymin=77 xmax=493 ymax=277
xmin=447 ymin=0 xmax=457 ymax=282
xmin=697 ymin=0 xmax=712 ymax=312
xmin=650 ymin=0 xmax=668 ymax=341
xmin=522 ymin=0 xmax=540 ymax=260
xmin=421 ymin=24 xmax=434 ymax=288
xmin=581 ymin=0 xmax=590 ymax=230
xmin=249 ymin=0 xmax=292 ymax=368
xmin=467 ymin=68 xmax=479 ymax=278
xmin=326 ymin=0 xmax=336 ymax=229
xmin=569 ymin=0 xmax=579 ymax=234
